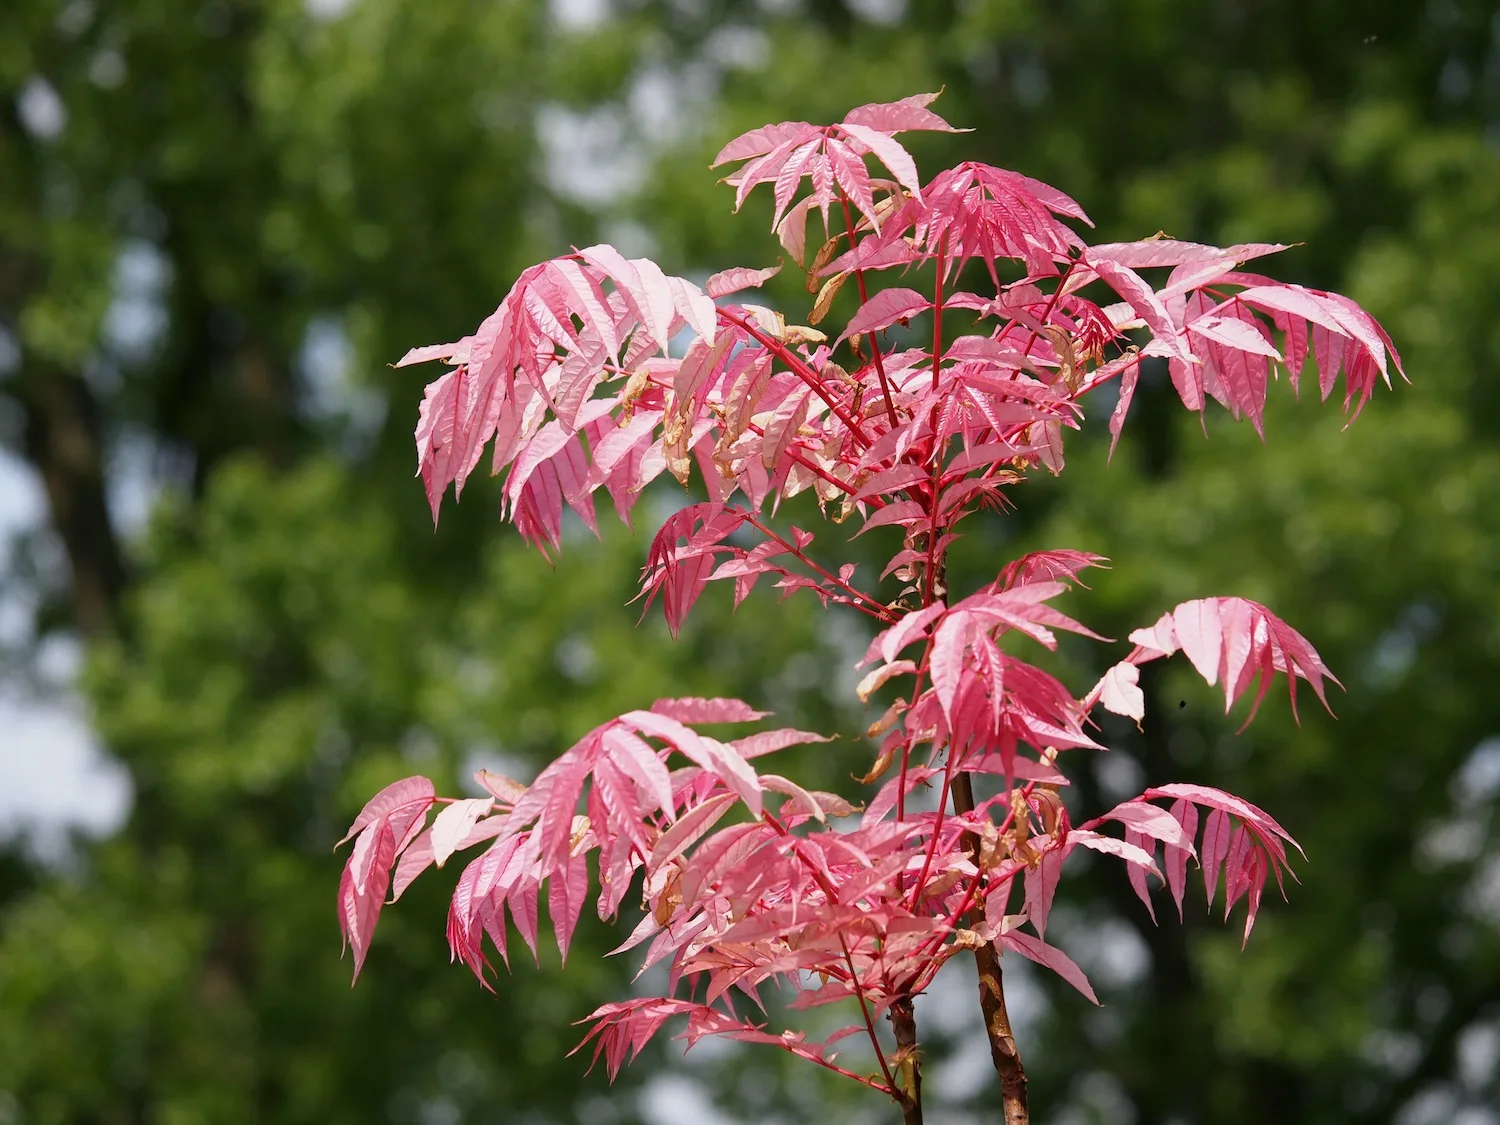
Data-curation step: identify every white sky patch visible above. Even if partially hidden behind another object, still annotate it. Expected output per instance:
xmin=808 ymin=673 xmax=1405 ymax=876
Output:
xmin=537 ymin=102 xmax=648 ymax=207
xmin=846 ymin=0 xmax=907 ymax=25
xmin=104 ymin=240 xmax=172 ymax=363
xmin=16 ymin=76 xmax=67 ymax=140
xmin=640 ymin=1073 xmax=740 ymax=1125
xmin=549 ymin=0 xmax=611 ymax=30
xmin=0 ymin=453 xmax=133 ymax=855
xmin=0 ymin=694 xmax=133 ymax=859
xmin=304 ymin=0 xmax=358 ymax=20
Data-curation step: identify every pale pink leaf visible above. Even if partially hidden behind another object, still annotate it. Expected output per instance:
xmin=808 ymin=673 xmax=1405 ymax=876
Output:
xmin=650 ymin=697 xmax=769 ymax=725
xmin=838 ymin=123 xmax=924 ymax=199
xmin=1092 ymin=661 xmax=1144 ymax=723
xmin=836 ymin=288 xmax=931 ymax=345
xmin=647 ymin=792 xmax=738 ymax=874
xmin=430 ymin=797 xmax=496 ymax=867
xmin=1000 ymin=930 xmax=1100 ymax=1004
xmin=339 ymin=776 xmax=436 ymax=846
xmin=549 ymin=849 xmax=590 ymax=964
xmin=842 ymin=92 xmax=963 ymax=134
xmin=705 ymin=263 xmax=783 ymax=298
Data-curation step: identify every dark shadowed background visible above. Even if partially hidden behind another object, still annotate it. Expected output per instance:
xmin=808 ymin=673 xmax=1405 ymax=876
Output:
xmin=1 ymin=1 xmax=1497 ymax=1123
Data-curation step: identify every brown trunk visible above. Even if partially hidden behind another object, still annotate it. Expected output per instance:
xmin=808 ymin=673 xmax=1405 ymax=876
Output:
xmin=18 ymin=366 xmax=127 ymax=635
xmin=889 ymin=997 xmax=924 ymax=1125
xmin=951 ymin=772 xmax=1029 ymax=1125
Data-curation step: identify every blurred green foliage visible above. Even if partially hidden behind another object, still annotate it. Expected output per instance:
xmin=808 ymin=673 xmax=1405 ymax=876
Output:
xmin=1 ymin=0 xmax=1497 ymax=1123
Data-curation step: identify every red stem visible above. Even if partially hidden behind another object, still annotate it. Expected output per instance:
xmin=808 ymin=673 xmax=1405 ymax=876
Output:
xmin=744 ymin=514 xmax=894 ymax=621
xmin=840 ymin=196 xmax=900 ymax=426
xmin=744 ymin=421 xmax=883 ymax=506
xmin=720 ymin=310 xmax=871 ymax=449
xmin=839 ymin=932 xmax=899 ymax=1095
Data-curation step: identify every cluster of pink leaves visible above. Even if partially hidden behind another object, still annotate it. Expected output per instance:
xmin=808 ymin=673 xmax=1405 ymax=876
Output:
xmin=339 ymin=92 xmax=1397 ymax=1097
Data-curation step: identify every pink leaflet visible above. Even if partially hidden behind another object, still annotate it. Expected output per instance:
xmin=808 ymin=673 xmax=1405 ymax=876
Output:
xmin=728 ymin=728 xmax=832 ymax=760
xmin=1090 ymin=799 xmax=1196 ymax=854
xmin=624 ymin=709 xmax=763 ymax=819
xmin=994 ymin=549 xmax=1109 ymax=592
xmin=929 ymin=611 xmax=976 ymax=724
xmin=647 ymin=791 xmax=739 ymax=875
xmin=712 ymin=120 xmax=818 ymax=166
xmin=839 ymin=123 xmax=924 ymax=200
xmin=1082 ymin=252 xmax=1194 ymax=364
xmin=338 ymin=776 xmax=435 ymax=846
xmin=836 ymin=288 xmax=932 ymax=346
xmin=650 ymin=697 xmax=769 ymax=725
xmin=1023 ymin=838 xmax=1070 ymax=939
xmin=549 ymin=849 xmax=591 ymax=964
xmin=601 ymin=725 xmax=676 ymax=822
xmin=1087 ymin=239 xmax=1289 ymax=272
xmin=851 ymin=499 xmax=926 ymax=538
xmin=1000 ymin=930 xmax=1100 ymax=1005
xmin=841 ymin=91 xmax=963 ymax=135
xmin=1092 ymin=661 xmax=1145 ymax=724
xmin=1108 ymin=356 xmax=1141 ymax=459
xmin=509 ymin=735 xmax=597 ymax=879
xmin=1124 ymin=828 xmax=1157 ymax=922
xmin=1200 ymin=808 xmax=1233 ymax=911
xmin=430 ymin=797 xmax=496 ymax=866
xmin=1166 ymin=798 xmax=1200 ymax=922
xmin=1173 ymin=598 xmax=1225 ymax=686
xmin=1069 ymin=829 xmax=1161 ymax=880
xmin=705 ymin=263 xmax=784 ymax=299
xmin=392 ymin=828 xmax=436 ymax=902
xmin=339 ymin=820 xmax=397 ymax=980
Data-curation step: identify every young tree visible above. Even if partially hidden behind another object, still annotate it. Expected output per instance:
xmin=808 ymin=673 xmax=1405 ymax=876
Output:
xmin=337 ymin=94 xmax=1400 ymax=1123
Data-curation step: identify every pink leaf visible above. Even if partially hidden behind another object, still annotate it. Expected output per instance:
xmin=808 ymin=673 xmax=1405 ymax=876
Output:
xmin=1166 ymin=799 xmax=1200 ymax=922
xmin=842 ymin=92 xmax=963 ymax=135
xmin=838 ymin=123 xmax=924 ymax=199
xmin=1024 ymin=841 xmax=1069 ymax=940
xmin=549 ymin=849 xmax=590 ymax=964
xmin=929 ymin=611 xmax=974 ymax=725
xmin=705 ymin=263 xmax=783 ymax=298
xmin=836 ymin=288 xmax=932 ymax=345
xmin=625 ymin=710 xmax=763 ymax=819
xmin=1092 ymin=661 xmax=1144 ymax=723
xmin=728 ymin=728 xmax=833 ymax=760
xmin=1172 ymin=599 xmax=1224 ymax=687
xmin=647 ymin=792 xmax=739 ymax=874
xmin=1200 ymin=808 xmax=1233 ymax=911
xmin=430 ymin=798 xmax=495 ymax=867
xmin=1000 ymin=930 xmax=1100 ymax=1004
xmin=601 ymin=726 xmax=676 ymax=822
xmin=1093 ymin=800 xmax=1195 ymax=853
xmin=1108 ymin=357 xmax=1141 ymax=459
xmin=1083 ymin=253 xmax=1193 ymax=364
xmin=339 ymin=776 xmax=435 ymax=846
xmin=650 ymin=697 xmax=769 ymax=725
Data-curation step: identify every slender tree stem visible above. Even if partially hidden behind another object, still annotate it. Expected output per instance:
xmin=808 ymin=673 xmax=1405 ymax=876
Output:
xmin=951 ymin=772 xmax=1030 ymax=1125
xmin=890 ymin=997 xmax=924 ymax=1125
